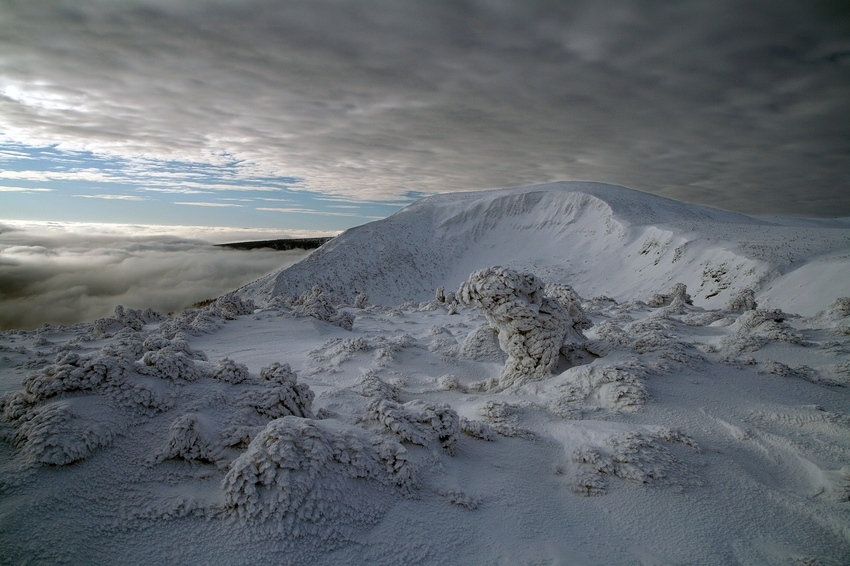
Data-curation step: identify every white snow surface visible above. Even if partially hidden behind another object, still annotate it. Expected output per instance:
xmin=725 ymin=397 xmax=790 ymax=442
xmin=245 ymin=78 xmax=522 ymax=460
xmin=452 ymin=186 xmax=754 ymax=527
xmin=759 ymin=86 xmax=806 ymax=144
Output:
xmin=1 ymin=182 xmax=850 ymax=565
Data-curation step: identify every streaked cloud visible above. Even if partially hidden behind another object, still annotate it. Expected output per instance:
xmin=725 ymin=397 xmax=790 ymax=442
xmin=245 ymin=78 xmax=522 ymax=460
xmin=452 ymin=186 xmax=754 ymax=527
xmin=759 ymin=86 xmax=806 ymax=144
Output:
xmin=0 ymin=0 xmax=848 ymax=218
xmin=174 ymin=201 xmax=247 ymax=207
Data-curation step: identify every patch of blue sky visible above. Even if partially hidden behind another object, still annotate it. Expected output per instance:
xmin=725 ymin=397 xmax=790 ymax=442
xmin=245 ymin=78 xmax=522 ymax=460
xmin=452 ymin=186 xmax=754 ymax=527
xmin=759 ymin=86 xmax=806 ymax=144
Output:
xmin=0 ymin=143 xmax=412 ymax=232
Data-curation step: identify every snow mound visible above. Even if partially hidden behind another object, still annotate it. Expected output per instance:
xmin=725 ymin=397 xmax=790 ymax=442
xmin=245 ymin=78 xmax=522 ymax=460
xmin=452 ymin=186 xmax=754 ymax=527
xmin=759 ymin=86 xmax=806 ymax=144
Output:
xmin=223 ymin=416 xmax=415 ymax=525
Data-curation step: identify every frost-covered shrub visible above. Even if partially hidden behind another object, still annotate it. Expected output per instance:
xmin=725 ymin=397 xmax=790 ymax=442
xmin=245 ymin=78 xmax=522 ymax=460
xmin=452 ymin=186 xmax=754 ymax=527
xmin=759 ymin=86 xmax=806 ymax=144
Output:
xmin=547 ymin=362 xmax=647 ymax=414
xmin=459 ymin=417 xmax=496 ymax=441
xmin=208 ymin=293 xmax=256 ymax=320
xmin=243 ymin=363 xmax=314 ymax=419
xmin=292 ymin=286 xmax=354 ymax=330
xmin=355 ymin=371 xmax=400 ymax=401
xmin=457 ymin=267 xmax=583 ymax=389
xmin=211 ymin=358 xmax=250 ymax=384
xmin=571 ymin=428 xmax=698 ymax=496
xmin=435 ymin=286 xmax=460 ymax=314
xmin=5 ymin=400 xmax=117 ymax=466
xmin=366 ymin=398 xmax=460 ymax=454
xmin=309 ymin=337 xmax=372 ymax=365
xmin=545 ymin=284 xmax=592 ymax=330
xmin=476 ymin=400 xmax=534 ymax=438
xmin=647 ymin=283 xmax=693 ymax=308
xmin=437 ymin=375 xmax=461 ymax=391
xmin=354 ymin=293 xmax=370 ymax=309
xmin=222 ymin=416 xmax=415 ymax=523
xmin=155 ymin=413 xmax=222 ymax=464
xmin=724 ymin=309 xmax=803 ymax=351
xmin=140 ymin=350 xmax=205 ymax=381
xmin=828 ymin=297 xmax=850 ymax=318
xmin=21 ymin=351 xmax=134 ymax=402
xmin=725 ymin=288 xmax=757 ymax=313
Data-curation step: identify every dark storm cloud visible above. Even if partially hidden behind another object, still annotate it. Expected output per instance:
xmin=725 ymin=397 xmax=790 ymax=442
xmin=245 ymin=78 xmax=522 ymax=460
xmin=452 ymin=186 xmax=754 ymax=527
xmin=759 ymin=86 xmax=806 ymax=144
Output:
xmin=1 ymin=0 xmax=848 ymax=215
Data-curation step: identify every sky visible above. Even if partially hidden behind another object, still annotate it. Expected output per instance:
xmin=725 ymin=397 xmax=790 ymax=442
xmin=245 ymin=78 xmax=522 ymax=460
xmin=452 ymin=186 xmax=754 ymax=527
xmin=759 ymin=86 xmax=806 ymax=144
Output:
xmin=0 ymin=0 xmax=848 ymax=230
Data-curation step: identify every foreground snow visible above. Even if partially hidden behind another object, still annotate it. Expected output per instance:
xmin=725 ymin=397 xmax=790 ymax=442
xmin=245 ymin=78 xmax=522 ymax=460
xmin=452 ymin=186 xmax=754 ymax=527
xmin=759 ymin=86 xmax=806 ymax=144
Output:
xmin=1 ymin=183 xmax=849 ymax=564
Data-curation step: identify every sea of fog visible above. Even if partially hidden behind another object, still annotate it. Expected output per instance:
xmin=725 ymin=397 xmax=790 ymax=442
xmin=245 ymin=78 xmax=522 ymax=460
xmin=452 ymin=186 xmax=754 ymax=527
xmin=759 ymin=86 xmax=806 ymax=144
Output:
xmin=0 ymin=223 xmax=311 ymax=330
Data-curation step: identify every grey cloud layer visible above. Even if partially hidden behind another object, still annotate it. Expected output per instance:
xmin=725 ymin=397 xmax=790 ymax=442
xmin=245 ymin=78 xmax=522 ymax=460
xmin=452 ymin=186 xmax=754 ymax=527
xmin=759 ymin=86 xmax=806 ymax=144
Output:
xmin=0 ymin=227 xmax=307 ymax=330
xmin=1 ymin=0 xmax=848 ymax=214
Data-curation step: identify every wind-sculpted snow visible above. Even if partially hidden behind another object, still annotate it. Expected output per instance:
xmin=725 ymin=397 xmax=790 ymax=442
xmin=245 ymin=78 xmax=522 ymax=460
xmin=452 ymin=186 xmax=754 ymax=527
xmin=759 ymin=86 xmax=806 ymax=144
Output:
xmin=458 ymin=266 xmax=584 ymax=390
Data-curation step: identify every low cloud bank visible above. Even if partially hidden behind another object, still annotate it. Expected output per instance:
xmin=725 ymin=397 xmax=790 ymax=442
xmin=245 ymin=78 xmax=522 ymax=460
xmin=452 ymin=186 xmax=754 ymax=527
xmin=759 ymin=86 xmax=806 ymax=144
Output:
xmin=0 ymin=223 xmax=310 ymax=330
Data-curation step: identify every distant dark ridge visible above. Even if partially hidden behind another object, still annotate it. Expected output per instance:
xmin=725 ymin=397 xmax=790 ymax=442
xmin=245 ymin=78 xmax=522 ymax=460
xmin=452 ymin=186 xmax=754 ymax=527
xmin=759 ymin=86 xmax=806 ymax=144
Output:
xmin=217 ymin=237 xmax=333 ymax=251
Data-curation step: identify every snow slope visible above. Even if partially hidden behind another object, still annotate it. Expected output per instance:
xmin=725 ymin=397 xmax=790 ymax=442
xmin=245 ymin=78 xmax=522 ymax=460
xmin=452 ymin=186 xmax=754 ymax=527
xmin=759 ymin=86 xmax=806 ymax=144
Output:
xmin=244 ymin=182 xmax=850 ymax=315
xmin=2 ymin=182 xmax=850 ymax=565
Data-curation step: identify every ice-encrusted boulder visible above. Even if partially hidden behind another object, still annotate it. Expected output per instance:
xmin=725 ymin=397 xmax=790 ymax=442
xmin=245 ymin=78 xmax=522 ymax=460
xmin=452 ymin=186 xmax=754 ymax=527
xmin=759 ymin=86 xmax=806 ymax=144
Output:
xmin=457 ymin=266 xmax=584 ymax=389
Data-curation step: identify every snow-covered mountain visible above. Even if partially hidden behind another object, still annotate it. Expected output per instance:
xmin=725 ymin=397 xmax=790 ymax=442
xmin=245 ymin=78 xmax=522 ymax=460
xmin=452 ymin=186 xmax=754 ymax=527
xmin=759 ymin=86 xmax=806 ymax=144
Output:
xmin=245 ymin=182 xmax=850 ymax=315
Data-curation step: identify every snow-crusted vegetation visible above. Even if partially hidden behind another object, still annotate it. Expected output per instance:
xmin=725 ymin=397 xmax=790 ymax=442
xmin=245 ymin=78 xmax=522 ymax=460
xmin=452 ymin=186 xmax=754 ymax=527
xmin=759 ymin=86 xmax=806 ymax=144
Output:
xmin=2 ymin=183 xmax=850 ymax=565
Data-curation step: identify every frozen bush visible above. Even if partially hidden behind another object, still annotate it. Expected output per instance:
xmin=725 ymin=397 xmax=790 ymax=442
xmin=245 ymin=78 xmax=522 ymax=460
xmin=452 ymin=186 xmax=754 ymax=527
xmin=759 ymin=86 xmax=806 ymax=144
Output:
xmin=155 ymin=413 xmax=222 ymax=464
xmin=211 ymin=358 xmax=250 ymax=384
xmin=210 ymin=293 xmax=256 ymax=320
xmin=7 ymin=400 xmax=117 ymax=466
xmin=140 ymin=350 xmax=205 ymax=381
xmin=457 ymin=266 xmax=583 ymax=389
xmin=571 ymin=428 xmax=698 ymax=496
xmin=459 ymin=418 xmax=496 ymax=441
xmin=222 ymin=416 xmax=415 ymax=522
xmin=366 ymin=398 xmax=460 ymax=454
xmin=828 ymin=297 xmax=850 ymax=318
xmin=243 ymin=363 xmax=314 ymax=419
xmin=437 ymin=375 xmax=461 ymax=391
xmin=354 ymin=293 xmax=370 ymax=309
xmin=292 ymin=286 xmax=354 ymax=330
xmin=355 ymin=371 xmax=400 ymax=401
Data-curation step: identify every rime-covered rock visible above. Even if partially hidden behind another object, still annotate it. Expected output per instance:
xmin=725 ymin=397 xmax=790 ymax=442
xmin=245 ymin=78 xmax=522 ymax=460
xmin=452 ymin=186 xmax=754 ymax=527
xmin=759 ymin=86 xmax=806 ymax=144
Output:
xmin=457 ymin=266 xmax=583 ymax=389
